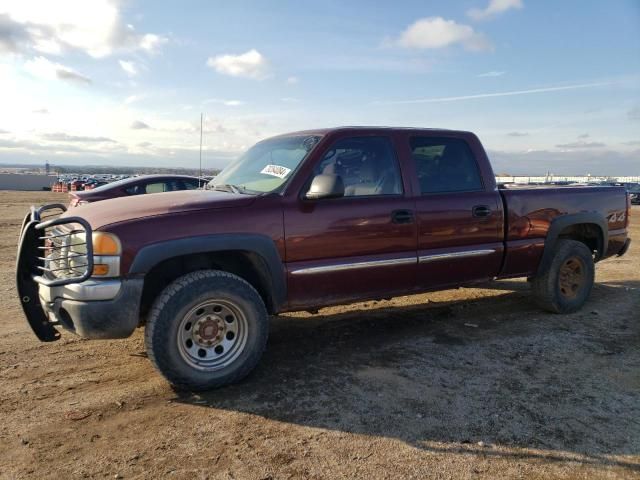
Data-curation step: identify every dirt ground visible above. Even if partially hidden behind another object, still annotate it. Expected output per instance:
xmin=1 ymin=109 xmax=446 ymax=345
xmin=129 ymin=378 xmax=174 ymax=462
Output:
xmin=0 ymin=190 xmax=638 ymax=479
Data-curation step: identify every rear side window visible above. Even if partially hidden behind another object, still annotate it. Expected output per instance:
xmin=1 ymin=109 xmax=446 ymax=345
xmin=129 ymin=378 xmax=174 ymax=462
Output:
xmin=125 ymin=180 xmax=186 ymax=195
xmin=410 ymin=137 xmax=483 ymax=194
xmin=313 ymin=136 xmax=403 ymax=196
xmin=144 ymin=182 xmax=165 ymax=194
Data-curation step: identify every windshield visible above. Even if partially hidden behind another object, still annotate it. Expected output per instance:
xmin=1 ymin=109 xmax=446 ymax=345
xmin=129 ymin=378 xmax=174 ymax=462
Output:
xmin=209 ymin=135 xmax=320 ymax=194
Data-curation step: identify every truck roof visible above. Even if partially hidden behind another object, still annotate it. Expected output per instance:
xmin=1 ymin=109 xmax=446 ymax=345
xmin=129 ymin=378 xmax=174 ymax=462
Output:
xmin=272 ymin=126 xmax=474 ymax=138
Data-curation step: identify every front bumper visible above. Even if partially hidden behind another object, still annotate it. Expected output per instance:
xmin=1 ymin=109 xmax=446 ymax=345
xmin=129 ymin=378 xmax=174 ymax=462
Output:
xmin=16 ymin=203 xmax=143 ymax=341
xmin=38 ymin=278 xmax=143 ymax=339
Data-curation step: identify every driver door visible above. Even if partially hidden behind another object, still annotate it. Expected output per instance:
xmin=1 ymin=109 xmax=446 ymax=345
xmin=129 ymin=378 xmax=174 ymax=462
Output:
xmin=283 ymin=134 xmax=418 ymax=310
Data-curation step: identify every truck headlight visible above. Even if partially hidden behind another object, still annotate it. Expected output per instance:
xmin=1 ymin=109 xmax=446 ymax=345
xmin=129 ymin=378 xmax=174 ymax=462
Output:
xmin=66 ymin=231 xmax=121 ymax=278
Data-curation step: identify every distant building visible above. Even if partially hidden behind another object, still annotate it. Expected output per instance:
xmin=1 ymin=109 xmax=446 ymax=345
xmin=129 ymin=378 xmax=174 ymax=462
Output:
xmin=0 ymin=174 xmax=56 ymax=191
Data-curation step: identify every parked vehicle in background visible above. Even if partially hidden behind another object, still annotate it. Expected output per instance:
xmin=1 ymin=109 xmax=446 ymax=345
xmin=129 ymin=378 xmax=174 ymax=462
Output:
xmin=67 ymin=174 xmax=206 ymax=206
xmin=625 ymin=184 xmax=640 ymax=204
xmin=17 ymin=127 xmax=631 ymax=390
xmin=68 ymin=179 xmax=85 ymax=191
xmin=82 ymin=179 xmax=109 ymax=190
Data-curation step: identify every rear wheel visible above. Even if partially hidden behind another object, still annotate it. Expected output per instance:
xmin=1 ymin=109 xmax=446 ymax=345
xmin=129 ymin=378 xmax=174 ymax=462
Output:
xmin=531 ymin=239 xmax=595 ymax=313
xmin=145 ymin=270 xmax=268 ymax=390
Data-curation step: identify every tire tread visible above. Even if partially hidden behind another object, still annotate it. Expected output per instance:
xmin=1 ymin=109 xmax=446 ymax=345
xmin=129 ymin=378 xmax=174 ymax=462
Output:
xmin=531 ymin=239 xmax=594 ymax=314
xmin=144 ymin=269 xmax=268 ymax=390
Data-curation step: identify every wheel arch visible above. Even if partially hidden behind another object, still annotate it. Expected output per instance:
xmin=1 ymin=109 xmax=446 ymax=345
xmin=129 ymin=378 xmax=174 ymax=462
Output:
xmin=537 ymin=213 xmax=607 ymax=275
xmin=129 ymin=234 xmax=286 ymax=317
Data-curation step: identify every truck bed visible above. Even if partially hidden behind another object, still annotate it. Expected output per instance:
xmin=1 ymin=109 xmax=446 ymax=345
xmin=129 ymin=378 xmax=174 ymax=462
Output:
xmin=497 ymin=185 xmax=629 ymax=278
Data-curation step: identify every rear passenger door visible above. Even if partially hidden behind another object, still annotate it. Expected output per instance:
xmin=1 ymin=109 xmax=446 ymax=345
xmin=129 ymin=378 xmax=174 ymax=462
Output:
xmin=408 ymin=135 xmax=503 ymax=289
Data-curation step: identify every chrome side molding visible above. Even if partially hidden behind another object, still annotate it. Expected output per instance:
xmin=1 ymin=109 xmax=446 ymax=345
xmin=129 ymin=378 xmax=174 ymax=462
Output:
xmin=418 ymin=249 xmax=495 ymax=263
xmin=290 ymin=257 xmax=416 ymax=275
xmin=290 ymin=249 xmax=496 ymax=275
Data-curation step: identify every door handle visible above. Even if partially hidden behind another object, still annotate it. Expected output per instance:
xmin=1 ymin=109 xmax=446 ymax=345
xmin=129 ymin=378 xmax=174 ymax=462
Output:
xmin=472 ymin=205 xmax=492 ymax=218
xmin=392 ymin=209 xmax=414 ymax=224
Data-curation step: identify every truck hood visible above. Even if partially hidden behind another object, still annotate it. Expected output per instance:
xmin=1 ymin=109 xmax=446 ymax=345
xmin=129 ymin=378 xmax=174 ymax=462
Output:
xmin=65 ymin=190 xmax=257 ymax=228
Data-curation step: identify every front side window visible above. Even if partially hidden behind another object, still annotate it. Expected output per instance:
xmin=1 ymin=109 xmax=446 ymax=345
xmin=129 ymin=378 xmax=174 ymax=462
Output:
xmin=209 ymin=135 xmax=320 ymax=194
xmin=410 ymin=137 xmax=483 ymax=194
xmin=313 ymin=136 xmax=402 ymax=196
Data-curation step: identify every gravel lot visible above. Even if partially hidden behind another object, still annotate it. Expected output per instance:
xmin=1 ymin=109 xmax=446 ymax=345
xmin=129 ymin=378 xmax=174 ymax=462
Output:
xmin=1 ymin=191 xmax=639 ymax=479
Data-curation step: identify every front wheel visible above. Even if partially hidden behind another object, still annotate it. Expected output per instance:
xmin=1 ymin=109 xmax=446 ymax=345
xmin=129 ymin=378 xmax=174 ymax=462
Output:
xmin=531 ymin=239 xmax=595 ymax=313
xmin=145 ymin=270 xmax=269 ymax=390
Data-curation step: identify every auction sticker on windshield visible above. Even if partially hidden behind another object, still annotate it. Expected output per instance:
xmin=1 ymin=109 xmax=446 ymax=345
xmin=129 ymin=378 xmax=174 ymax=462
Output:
xmin=260 ymin=164 xmax=291 ymax=179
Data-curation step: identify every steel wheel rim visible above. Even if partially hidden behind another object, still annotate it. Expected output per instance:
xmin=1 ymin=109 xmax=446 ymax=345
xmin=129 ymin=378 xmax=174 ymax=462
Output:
xmin=558 ymin=256 xmax=586 ymax=300
xmin=177 ymin=299 xmax=248 ymax=371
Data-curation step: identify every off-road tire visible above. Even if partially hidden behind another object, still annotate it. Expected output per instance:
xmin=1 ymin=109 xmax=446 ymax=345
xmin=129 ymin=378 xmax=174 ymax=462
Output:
xmin=531 ymin=239 xmax=595 ymax=313
xmin=145 ymin=270 xmax=268 ymax=391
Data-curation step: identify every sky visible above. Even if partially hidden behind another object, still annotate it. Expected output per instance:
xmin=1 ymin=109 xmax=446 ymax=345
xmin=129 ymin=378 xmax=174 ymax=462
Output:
xmin=0 ymin=0 xmax=639 ymax=175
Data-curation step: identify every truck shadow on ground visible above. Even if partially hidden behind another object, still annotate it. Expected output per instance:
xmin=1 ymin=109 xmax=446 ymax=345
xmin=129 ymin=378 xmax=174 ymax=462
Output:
xmin=174 ymin=280 xmax=640 ymax=472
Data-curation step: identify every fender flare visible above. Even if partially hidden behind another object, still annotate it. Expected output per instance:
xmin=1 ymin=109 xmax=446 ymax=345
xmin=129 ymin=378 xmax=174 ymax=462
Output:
xmin=538 ymin=212 xmax=608 ymax=275
xmin=128 ymin=234 xmax=287 ymax=311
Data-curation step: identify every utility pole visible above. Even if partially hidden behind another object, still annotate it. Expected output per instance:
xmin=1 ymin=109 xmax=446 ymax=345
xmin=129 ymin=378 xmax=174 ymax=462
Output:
xmin=199 ymin=113 xmax=203 ymax=180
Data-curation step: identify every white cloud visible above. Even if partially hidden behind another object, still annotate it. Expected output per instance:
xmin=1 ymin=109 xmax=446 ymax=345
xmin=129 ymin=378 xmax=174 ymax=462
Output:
xmin=396 ymin=17 xmax=492 ymax=52
xmin=286 ymin=76 xmax=299 ymax=85
xmin=124 ymin=94 xmax=148 ymax=105
xmin=478 ymin=70 xmax=505 ymax=77
xmin=130 ymin=120 xmax=150 ymax=129
xmin=373 ymin=81 xmax=616 ymax=105
xmin=0 ymin=0 xmax=168 ymax=58
xmin=206 ymin=49 xmax=269 ymax=79
xmin=556 ymin=140 xmax=606 ymax=149
xmin=139 ymin=33 xmax=168 ymax=54
xmin=41 ymin=132 xmax=116 ymax=143
xmin=203 ymin=98 xmax=245 ymax=107
xmin=118 ymin=60 xmax=138 ymax=77
xmin=468 ymin=0 xmax=523 ymax=21
xmin=23 ymin=56 xmax=91 ymax=84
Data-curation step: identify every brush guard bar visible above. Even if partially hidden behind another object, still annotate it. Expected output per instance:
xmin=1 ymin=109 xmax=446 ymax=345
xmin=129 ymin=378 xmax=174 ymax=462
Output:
xmin=16 ymin=203 xmax=94 ymax=341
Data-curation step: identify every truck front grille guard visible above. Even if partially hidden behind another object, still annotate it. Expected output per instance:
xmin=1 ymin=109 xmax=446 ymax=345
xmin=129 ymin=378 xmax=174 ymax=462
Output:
xmin=16 ymin=203 xmax=94 ymax=341
xmin=25 ymin=204 xmax=94 ymax=287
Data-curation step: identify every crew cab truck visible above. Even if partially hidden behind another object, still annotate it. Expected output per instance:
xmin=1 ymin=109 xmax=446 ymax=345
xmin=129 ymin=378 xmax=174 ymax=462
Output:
xmin=17 ymin=127 xmax=632 ymax=390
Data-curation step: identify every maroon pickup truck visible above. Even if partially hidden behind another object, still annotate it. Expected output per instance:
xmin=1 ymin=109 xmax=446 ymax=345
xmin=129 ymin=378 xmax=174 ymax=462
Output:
xmin=17 ymin=127 xmax=631 ymax=390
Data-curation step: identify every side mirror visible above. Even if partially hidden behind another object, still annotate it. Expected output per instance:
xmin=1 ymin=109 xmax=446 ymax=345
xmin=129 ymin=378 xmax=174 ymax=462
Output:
xmin=304 ymin=174 xmax=345 ymax=200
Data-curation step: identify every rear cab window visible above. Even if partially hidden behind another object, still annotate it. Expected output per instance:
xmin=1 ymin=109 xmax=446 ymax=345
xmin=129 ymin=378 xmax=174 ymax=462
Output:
xmin=410 ymin=137 xmax=483 ymax=194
